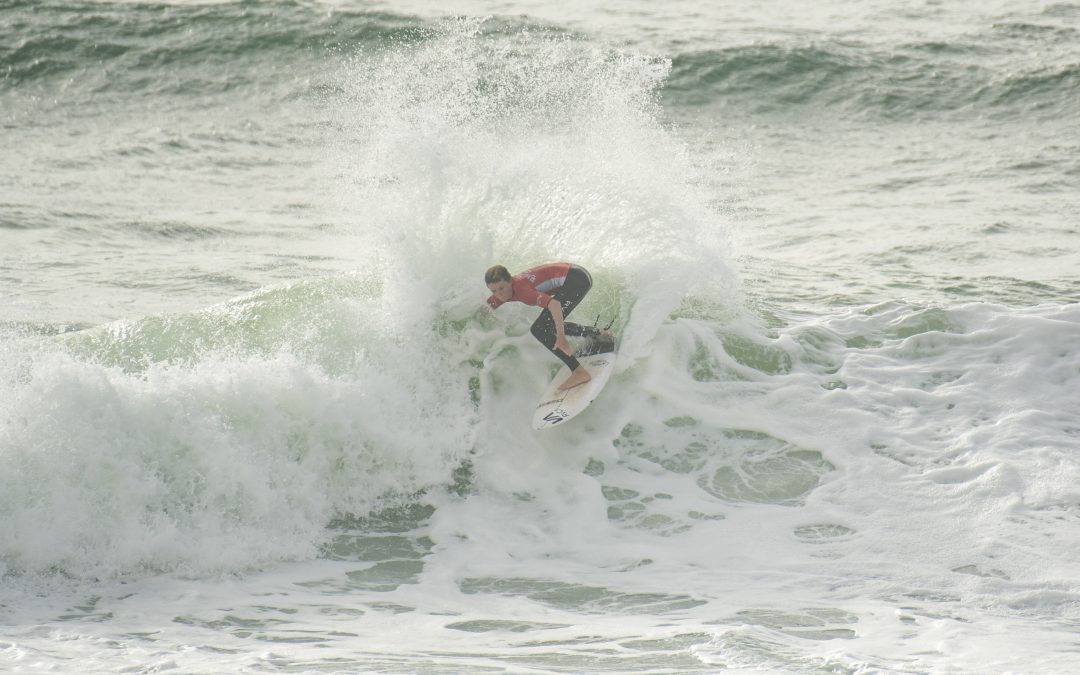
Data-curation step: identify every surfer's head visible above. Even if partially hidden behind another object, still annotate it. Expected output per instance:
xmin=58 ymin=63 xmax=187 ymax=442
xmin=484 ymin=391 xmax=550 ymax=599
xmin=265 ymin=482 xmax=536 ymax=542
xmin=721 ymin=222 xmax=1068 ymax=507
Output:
xmin=485 ymin=265 xmax=513 ymax=301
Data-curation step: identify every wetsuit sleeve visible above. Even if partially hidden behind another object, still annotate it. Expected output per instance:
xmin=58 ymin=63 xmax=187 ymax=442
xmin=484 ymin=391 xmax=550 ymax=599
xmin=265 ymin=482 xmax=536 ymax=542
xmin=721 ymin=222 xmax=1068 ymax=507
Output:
xmin=486 ymin=294 xmax=503 ymax=309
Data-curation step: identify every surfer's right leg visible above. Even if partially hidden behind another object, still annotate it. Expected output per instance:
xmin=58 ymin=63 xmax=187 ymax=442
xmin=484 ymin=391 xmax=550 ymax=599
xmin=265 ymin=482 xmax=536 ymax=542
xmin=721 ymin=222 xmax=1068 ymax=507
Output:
xmin=531 ymin=310 xmax=592 ymax=390
xmin=531 ymin=310 xmax=582 ymax=371
xmin=557 ymin=365 xmax=592 ymax=390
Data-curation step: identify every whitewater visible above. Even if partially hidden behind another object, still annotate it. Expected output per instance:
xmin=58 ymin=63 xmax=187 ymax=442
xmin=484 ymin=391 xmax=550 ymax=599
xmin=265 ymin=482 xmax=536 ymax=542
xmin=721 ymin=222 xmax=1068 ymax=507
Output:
xmin=2 ymin=1 xmax=1079 ymax=673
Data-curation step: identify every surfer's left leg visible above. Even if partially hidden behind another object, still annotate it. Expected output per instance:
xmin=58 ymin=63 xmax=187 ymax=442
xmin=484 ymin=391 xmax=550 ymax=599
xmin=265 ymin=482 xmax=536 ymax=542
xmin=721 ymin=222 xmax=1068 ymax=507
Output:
xmin=552 ymin=264 xmax=594 ymax=335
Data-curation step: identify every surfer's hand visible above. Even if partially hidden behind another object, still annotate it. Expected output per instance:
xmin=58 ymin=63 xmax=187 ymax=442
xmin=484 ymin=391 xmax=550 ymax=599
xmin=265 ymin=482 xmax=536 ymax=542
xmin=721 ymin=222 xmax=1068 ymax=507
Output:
xmin=555 ymin=335 xmax=572 ymax=356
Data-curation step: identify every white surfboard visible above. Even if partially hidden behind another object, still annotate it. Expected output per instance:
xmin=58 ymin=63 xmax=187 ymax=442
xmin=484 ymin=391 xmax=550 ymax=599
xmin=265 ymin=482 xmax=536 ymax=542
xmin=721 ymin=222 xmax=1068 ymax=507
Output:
xmin=532 ymin=335 xmax=617 ymax=430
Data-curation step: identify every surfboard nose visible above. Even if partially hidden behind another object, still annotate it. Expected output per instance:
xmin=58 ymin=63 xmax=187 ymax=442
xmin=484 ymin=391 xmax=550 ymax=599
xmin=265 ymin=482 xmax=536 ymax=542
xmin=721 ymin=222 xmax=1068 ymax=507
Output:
xmin=533 ymin=337 xmax=618 ymax=430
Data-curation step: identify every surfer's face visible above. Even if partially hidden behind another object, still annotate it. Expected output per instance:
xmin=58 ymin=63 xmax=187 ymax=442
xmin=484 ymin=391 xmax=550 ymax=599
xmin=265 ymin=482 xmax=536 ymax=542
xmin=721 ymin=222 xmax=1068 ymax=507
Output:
xmin=487 ymin=280 xmax=513 ymax=302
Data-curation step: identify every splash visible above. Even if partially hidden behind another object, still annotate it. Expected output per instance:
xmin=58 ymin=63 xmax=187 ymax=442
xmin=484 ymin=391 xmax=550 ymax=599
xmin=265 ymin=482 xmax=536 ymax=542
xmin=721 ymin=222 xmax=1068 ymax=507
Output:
xmin=324 ymin=18 xmax=735 ymax=356
xmin=0 ymin=19 xmax=735 ymax=581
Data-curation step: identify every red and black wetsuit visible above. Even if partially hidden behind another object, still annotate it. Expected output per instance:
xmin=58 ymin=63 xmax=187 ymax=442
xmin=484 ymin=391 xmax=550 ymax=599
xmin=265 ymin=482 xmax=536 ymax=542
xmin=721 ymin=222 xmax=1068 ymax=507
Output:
xmin=486 ymin=263 xmax=596 ymax=371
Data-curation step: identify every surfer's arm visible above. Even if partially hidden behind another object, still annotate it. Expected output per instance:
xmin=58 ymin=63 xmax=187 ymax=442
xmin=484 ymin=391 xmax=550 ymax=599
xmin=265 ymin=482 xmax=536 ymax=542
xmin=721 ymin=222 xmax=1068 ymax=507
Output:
xmin=548 ymin=299 xmax=572 ymax=357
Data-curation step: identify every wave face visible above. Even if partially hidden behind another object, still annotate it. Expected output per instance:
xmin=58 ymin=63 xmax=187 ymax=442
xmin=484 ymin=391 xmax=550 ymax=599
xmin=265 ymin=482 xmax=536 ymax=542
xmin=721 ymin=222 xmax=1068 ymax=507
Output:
xmin=0 ymin=17 xmax=733 ymax=580
xmin=2 ymin=1 xmax=404 ymax=90
xmin=664 ymin=24 xmax=1080 ymax=120
xmin=7 ymin=2 xmax=1077 ymax=121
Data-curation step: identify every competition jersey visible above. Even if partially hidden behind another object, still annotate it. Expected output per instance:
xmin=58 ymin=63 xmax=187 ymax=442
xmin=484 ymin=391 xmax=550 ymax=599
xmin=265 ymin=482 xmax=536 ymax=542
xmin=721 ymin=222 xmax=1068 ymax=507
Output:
xmin=486 ymin=262 xmax=572 ymax=310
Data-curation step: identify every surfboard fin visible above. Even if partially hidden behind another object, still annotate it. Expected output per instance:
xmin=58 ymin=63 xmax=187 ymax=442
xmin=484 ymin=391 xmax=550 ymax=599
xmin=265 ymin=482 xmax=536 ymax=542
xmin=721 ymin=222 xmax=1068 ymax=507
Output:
xmin=585 ymin=313 xmax=618 ymax=336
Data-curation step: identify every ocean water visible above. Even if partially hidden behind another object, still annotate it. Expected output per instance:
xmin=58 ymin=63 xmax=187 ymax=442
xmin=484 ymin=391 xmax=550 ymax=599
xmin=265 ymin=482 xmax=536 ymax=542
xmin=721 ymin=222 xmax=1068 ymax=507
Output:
xmin=2 ymin=1 xmax=1079 ymax=673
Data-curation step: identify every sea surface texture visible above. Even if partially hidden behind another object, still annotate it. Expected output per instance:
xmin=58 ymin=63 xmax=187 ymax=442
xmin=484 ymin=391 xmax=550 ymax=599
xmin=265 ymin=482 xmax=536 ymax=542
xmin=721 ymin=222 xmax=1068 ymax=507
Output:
xmin=2 ymin=1 xmax=1079 ymax=673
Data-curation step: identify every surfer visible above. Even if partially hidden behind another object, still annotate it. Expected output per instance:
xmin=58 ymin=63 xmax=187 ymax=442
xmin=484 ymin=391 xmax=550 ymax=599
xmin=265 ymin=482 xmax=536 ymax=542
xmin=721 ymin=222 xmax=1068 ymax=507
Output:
xmin=485 ymin=262 xmax=603 ymax=390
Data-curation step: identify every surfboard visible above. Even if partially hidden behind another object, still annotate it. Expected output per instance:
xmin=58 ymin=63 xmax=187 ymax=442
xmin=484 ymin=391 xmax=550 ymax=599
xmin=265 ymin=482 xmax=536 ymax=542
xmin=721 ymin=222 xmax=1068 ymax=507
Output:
xmin=532 ymin=333 xmax=617 ymax=430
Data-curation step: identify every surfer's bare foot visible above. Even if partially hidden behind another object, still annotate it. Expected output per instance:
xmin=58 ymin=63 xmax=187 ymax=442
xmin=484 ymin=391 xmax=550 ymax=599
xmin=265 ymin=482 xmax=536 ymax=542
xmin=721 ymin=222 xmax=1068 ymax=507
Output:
xmin=558 ymin=367 xmax=591 ymax=391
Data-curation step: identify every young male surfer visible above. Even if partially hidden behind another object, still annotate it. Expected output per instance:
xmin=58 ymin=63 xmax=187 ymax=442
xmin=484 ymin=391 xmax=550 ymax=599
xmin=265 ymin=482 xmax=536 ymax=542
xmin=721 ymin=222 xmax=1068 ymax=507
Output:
xmin=485 ymin=262 xmax=603 ymax=391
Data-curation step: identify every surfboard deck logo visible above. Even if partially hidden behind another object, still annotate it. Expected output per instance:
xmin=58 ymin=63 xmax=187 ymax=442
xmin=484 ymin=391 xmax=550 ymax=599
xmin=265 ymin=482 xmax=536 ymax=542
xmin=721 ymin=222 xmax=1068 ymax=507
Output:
xmin=541 ymin=409 xmax=570 ymax=425
xmin=531 ymin=333 xmax=617 ymax=430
